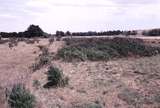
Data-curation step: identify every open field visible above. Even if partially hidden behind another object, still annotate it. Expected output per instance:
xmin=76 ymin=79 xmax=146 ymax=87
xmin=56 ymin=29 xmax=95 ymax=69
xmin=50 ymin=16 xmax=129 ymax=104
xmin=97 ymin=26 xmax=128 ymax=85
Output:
xmin=0 ymin=37 xmax=160 ymax=108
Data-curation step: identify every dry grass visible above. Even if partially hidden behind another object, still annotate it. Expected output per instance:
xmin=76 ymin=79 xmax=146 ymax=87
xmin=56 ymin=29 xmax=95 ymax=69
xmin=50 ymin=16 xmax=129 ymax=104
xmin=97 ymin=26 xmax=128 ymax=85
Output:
xmin=0 ymin=38 xmax=160 ymax=108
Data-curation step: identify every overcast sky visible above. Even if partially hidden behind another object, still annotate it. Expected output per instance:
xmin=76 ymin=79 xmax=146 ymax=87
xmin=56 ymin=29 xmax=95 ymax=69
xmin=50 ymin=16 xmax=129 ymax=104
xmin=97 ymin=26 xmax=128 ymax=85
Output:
xmin=0 ymin=0 xmax=160 ymax=33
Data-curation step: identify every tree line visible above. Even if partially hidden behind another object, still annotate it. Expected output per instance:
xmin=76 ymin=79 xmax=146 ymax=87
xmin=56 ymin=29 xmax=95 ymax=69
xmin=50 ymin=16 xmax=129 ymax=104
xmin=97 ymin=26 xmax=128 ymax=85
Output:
xmin=0 ymin=25 xmax=46 ymax=38
xmin=55 ymin=30 xmax=137 ymax=37
xmin=0 ymin=24 xmax=139 ymax=38
xmin=142 ymin=29 xmax=160 ymax=36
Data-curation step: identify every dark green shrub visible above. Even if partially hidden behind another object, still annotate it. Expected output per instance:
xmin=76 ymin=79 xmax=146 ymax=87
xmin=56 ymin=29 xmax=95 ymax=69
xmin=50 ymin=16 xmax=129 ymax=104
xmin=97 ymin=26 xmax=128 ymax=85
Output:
xmin=58 ymin=47 xmax=87 ymax=61
xmin=110 ymin=37 xmax=160 ymax=57
xmin=57 ymin=37 xmax=160 ymax=62
xmin=8 ymin=84 xmax=35 ymax=108
xmin=44 ymin=66 xmax=68 ymax=88
xmin=48 ymin=67 xmax=62 ymax=86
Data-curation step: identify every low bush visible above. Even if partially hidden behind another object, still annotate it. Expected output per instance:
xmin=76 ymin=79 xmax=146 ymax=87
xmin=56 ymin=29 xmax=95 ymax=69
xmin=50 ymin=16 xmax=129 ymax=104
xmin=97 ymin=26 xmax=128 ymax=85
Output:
xmin=38 ymin=47 xmax=53 ymax=65
xmin=32 ymin=46 xmax=53 ymax=71
xmin=110 ymin=37 xmax=159 ymax=57
xmin=48 ymin=37 xmax=55 ymax=44
xmin=58 ymin=47 xmax=87 ymax=61
xmin=44 ymin=66 xmax=69 ymax=88
xmin=73 ymin=103 xmax=102 ymax=108
xmin=8 ymin=84 xmax=35 ymax=108
xmin=57 ymin=37 xmax=160 ymax=62
xmin=8 ymin=38 xmax=18 ymax=48
xmin=33 ymin=80 xmax=40 ymax=89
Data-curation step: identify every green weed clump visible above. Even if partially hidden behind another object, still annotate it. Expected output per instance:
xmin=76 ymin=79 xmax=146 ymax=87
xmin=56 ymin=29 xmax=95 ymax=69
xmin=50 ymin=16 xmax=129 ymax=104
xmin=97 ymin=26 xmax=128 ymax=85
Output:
xmin=44 ymin=66 xmax=69 ymax=88
xmin=8 ymin=84 xmax=35 ymax=108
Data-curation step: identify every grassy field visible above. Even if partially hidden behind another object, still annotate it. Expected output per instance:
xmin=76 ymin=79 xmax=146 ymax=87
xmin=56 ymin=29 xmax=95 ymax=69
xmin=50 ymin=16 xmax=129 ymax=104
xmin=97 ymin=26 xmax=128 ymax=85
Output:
xmin=0 ymin=37 xmax=160 ymax=108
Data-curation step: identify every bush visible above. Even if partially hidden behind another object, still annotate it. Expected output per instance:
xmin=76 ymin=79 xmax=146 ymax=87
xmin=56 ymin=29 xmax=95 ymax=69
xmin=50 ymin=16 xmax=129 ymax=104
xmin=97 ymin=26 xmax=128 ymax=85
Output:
xmin=49 ymin=37 xmax=55 ymax=44
xmin=8 ymin=38 xmax=18 ymax=48
xmin=24 ymin=25 xmax=44 ymax=38
xmin=32 ymin=46 xmax=53 ymax=71
xmin=0 ymin=25 xmax=45 ymax=38
xmin=8 ymin=84 xmax=35 ymax=108
xmin=58 ymin=46 xmax=114 ymax=62
xmin=44 ymin=66 xmax=69 ymax=88
xmin=110 ymin=37 xmax=160 ymax=57
xmin=58 ymin=47 xmax=87 ymax=61
xmin=57 ymin=37 xmax=160 ymax=62
xmin=38 ymin=48 xmax=51 ymax=64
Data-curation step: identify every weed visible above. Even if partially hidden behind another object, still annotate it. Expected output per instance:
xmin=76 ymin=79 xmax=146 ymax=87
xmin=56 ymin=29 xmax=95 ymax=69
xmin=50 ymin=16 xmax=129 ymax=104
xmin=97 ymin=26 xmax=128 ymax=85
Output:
xmin=7 ymin=84 xmax=35 ymax=108
xmin=43 ymin=66 xmax=69 ymax=88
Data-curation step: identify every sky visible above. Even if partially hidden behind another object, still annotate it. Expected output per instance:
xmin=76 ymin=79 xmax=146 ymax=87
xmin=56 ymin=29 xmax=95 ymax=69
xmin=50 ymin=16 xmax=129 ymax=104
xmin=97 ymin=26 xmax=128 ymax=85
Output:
xmin=0 ymin=0 xmax=160 ymax=33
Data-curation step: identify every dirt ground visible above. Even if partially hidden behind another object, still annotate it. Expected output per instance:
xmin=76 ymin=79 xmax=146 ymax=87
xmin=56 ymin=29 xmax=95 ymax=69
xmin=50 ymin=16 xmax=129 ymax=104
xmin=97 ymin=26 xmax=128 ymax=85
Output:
xmin=0 ymin=38 xmax=160 ymax=108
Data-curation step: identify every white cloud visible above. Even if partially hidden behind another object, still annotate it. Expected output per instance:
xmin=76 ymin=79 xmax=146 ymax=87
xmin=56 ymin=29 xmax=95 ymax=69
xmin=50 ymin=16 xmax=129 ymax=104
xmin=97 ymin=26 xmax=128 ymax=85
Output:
xmin=0 ymin=13 xmax=19 ymax=19
xmin=26 ymin=0 xmax=116 ymax=7
xmin=0 ymin=0 xmax=160 ymax=32
xmin=24 ymin=0 xmax=120 ymax=32
xmin=112 ymin=0 xmax=159 ymax=4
